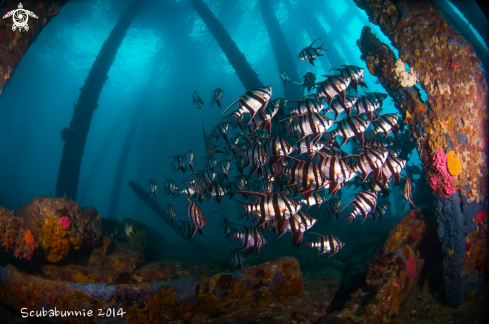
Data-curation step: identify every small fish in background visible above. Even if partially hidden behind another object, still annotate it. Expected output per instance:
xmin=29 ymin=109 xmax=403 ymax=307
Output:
xmin=296 ymin=71 xmax=316 ymax=94
xmin=231 ymin=224 xmax=267 ymax=255
xmin=305 ymin=233 xmax=345 ymax=257
xmin=203 ymin=122 xmax=224 ymax=156
xmin=373 ymin=203 xmax=389 ymax=222
xmin=149 ymin=179 xmax=157 ymax=198
xmin=187 ymin=197 xmax=207 ymax=240
xmin=193 ymin=91 xmax=204 ymax=109
xmin=178 ymin=220 xmax=192 ymax=239
xmin=202 ymin=155 xmax=218 ymax=171
xmin=230 ymin=250 xmax=246 ymax=269
xmin=166 ymin=201 xmax=177 ymax=223
xmin=402 ymin=171 xmax=416 ymax=209
xmin=323 ymin=197 xmax=341 ymax=220
xmin=125 ymin=223 xmax=133 ymax=239
xmin=219 ymin=215 xmax=236 ymax=238
xmin=162 ymin=173 xmax=179 ymax=196
xmin=279 ymin=70 xmax=289 ymax=86
xmin=211 ymin=88 xmax=224 ymax=108
xmin=298 ymin=37 xmax=327 ymax=66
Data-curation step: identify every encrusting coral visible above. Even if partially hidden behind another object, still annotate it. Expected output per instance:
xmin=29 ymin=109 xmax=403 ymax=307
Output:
xmin=0 ymin=197 xmax=102 ymax=262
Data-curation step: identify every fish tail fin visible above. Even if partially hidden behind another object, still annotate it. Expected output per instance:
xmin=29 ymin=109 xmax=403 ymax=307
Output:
xmin=304 ymin=241 xmax=313 ymax=249
xmin=344 ymin=214 xmax=355 ymax=225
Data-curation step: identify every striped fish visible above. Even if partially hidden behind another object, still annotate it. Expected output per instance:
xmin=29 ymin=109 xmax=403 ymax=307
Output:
xmin=341 ymin=190 xmax=378 ymax=224
xmin=230 ymin=250 xmax=246 ymax=269
xmin=352 ymin=95 xmax=381 ymax=120
xmin=161 ymin=173 xmax=179 ymax=196
xmin=287 ymin=98 xmax=325 ymax=115
xmin=234 ymin=135 xmax=269 ymax=177
xmin=381 ymin=155 xmax=406 ymax=185
xmin=187 ymin=198 xmax=207 ymax=240
xmin=149 ymin=179 xmax=157 ymax=199
xmin=366 ymin=92 xmax=388 ymax=104
xmin=183 ymin=150 xmax=194 ymax=172
xmin=221 ymin=86 xmax=273 ymax=126
xmin=211 ymin=180 xmax=229 ymax=203
xmin=322 ymin=197 xmax=341 ymax=220
xmin=402 ymin=171 xmax=416 ymax=209
xmin=202 ymin=155 xmax=218 ymax=171
xmin=315 ymin=152 xmax=356 ymax=195
xmin=280 ymin=70 xmax=289 ymax=86
xmin=305 ymin=233 xmax=345 ymax=256
xmin=192 ymin=90 xmax=199 ymax=104
xmin=178 ymin=220 xmax=193 ymax=239
xmin=371 ymin=113 xmax=400 ymax=139
xmin=331 ymin=65 xmax=367 ymax=92
xmin=276 ymin=210 xmax=317 ymax=246
xmin=361 ymin=178 xmax=391 ymax=198
xmin=280 ymin=112 xmax=334 ymax=144
xmin=256 ymin=136 xmax=295 ymax=161
xmin=298 ymin=72 xmax=316 ymax=94
xmin=298 ymin=38 xmax=327 ymax=66
xmin=373 ymin=203 xmax=389 ymax=222
xmin=325 ymin=95 xmax=358 ymax=120
xmin=236 ymin=191 xmax=302 ymax=232
xmin=248 ymin=176 xmax=273 ymax=194
xmin=346 ymin=147 xmax=389 ymax=183
xmin=297 ymin=191 xmax=327 ymax=211
xmin=173 ymin=184 xmax=196 ymax=198
xmin=243 ymin=98 xmax=281 ymax=134
xmin=295 ymin=137 xmax=325 ymax=161
xmin=211 ymin=122 xmax=231 ymax=141
xmin=271 ymin=156 xmax=329 ymax=198
xmin=166 ymin=201 xmax=177 ymax=223
xmin=231 ymin=224 xmax=267 ymax=255
xmin=361 ymin=134 xmax=395 ymax=149
xmin=217 ymin=159 xmax=231 ymax=181
xmin=203 ymin=122 xmax=223 ymax=156
xmin=329 ymin=115 xmax=370 ymax=147
xmin=220 ymin=215 xmax=237 ymax=238
xmin=211 ymin=88 xmax=224 ymax=108
xmin=187 ymin=170 xmax=216 ymax=187
xmin=314 ymin=75 xmax=351 ymax=105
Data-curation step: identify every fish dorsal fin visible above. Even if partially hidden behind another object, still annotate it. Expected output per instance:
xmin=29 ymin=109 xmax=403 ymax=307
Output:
xmin=221 ymin=97 xmax=241 ymax=116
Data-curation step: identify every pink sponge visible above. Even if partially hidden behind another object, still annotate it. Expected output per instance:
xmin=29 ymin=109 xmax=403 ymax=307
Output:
xmin=431 ymin=151 xmax=457 ymax=197
xmin=406 ymin=257 xmax=416 ymax=277
xmin=59 ymin=217 xmax=70 ymax=230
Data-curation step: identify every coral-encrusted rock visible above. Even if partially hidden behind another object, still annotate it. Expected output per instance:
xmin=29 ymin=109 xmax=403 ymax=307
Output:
xmin=0 ymin=257 xmax=314 ymax=323
xmin=0 ymin=197 xmax=102 ymax=262
xmin=321 ymin=211 xmax=426 ymax=324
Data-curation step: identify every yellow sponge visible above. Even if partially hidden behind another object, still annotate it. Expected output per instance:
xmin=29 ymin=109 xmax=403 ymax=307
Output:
xmin=446 ymin=151 xmax=462 ymax=176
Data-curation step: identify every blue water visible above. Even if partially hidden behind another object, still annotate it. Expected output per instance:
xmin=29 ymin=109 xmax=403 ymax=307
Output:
xmin=0 ymin=0 xmax=420 ymax=249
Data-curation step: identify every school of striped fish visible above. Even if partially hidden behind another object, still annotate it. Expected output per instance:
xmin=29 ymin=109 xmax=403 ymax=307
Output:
xmin=146 ymin=38 xmax=415 ymax=269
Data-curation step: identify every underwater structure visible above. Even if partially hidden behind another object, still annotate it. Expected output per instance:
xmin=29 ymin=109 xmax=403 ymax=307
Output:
xmin=56 ymin=0 xmax=145 ymax=201
xmin=0 ymin=0 xmax=488 ymax=323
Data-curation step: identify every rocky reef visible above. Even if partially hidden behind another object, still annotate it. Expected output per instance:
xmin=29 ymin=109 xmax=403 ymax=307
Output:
xmin=354 ymin=0 xmax=488 ymax=306
xmin=0 ymin=198 xmax=343 ymax=323
xmin=1 ymin=197 xmax=102 ymax=263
